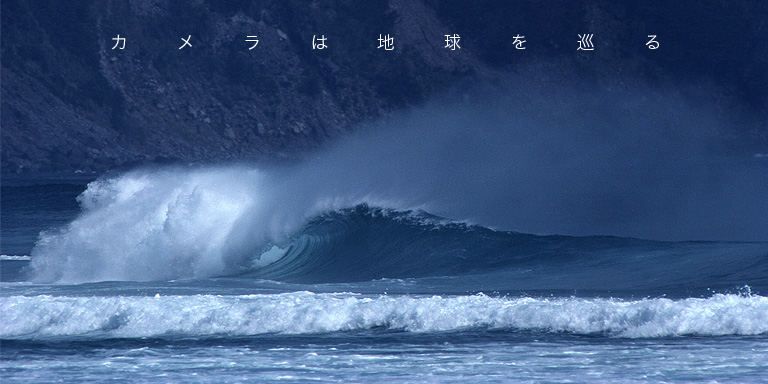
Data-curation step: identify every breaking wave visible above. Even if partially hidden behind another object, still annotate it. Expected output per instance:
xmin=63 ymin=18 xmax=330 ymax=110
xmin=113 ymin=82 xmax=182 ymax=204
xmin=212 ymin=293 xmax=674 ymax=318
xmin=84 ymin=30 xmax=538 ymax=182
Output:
xmin=2 ymin=292 xmax=767 ymax=339
xmin=26 ymin=167 xmax=768 ymax=291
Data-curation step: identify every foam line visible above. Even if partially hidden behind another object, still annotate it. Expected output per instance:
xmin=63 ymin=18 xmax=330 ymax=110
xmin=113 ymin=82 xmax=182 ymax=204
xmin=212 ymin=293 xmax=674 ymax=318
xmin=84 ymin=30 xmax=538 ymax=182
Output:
xmin=2 ymin=293 xmax=766 ymax=339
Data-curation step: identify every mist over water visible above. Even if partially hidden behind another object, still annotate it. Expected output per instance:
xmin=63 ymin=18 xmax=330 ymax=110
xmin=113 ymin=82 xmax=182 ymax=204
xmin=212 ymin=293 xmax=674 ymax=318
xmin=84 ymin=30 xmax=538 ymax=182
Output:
xmin=29 ymin=80 xmax=768 ymax=283
xmin=313 ymin=82 xmax=768 ymax=242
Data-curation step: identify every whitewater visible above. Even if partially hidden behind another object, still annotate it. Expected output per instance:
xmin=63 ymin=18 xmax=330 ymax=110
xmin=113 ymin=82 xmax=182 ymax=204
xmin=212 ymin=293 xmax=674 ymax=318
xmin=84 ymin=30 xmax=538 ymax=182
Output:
xmin=3 ymin=292 xmax=768 ymax=339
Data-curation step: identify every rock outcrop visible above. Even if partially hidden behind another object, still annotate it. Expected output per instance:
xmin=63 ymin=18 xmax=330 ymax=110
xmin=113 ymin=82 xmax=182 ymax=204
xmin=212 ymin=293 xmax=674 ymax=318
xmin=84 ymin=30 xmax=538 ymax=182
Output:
xmin=2 ymin=0 xmax=766 ymax=173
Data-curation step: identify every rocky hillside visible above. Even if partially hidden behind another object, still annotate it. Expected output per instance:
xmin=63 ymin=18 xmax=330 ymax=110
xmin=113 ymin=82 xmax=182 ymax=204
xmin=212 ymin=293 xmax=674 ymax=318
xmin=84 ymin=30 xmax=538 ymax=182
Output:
xmin=2 ymin=0 xmax=766 ymax=173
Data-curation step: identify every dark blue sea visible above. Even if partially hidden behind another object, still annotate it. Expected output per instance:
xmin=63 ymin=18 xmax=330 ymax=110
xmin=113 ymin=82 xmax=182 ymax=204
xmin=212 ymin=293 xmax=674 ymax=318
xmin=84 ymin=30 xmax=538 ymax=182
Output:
xmin=2 ymin=169 xmax=767 ymax=383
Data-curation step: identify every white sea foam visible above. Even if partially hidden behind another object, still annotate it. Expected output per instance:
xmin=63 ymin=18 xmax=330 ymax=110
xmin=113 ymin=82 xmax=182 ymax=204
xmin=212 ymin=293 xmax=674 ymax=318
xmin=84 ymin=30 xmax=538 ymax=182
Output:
xmin=0 ymin=255 xmax=31 ymax=261
xmin=2 ymin=293 xmax=766 ymax=339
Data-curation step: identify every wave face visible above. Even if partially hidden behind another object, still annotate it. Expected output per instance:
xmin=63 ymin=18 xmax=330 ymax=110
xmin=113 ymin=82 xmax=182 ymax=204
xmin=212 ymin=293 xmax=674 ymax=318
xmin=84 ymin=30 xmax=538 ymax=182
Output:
xmin=241 ymin=206 xmax=768 ymax=292
xmin=2 ymin=292 xmax=767 ymax=339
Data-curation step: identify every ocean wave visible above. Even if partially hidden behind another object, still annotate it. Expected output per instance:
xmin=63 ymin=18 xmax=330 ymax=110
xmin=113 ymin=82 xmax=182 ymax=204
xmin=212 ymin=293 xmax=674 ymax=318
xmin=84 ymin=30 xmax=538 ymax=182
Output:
xmin=2 ymin=292 xmax=767 ymax=339
xmin=26 ymin=167 xmax=768 ymax=287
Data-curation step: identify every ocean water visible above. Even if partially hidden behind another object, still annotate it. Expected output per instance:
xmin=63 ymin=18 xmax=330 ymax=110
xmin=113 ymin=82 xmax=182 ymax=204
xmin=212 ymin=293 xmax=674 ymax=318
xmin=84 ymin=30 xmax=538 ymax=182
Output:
xmin=2 ymin=171 xmax=768 ymax=383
